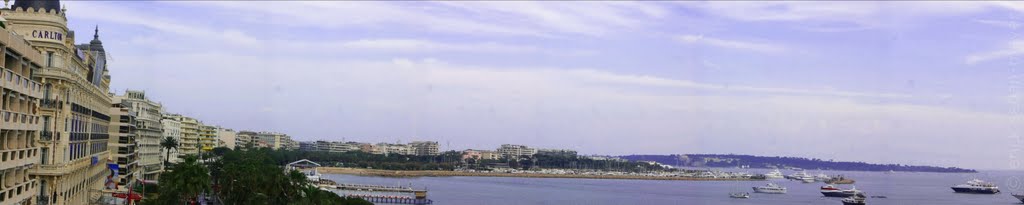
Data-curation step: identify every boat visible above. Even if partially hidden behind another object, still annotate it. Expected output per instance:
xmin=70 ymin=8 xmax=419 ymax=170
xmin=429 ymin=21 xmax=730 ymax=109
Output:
xmin=821 ymin=185 xmax=866 ymax=197
xmin=1013 ymin=193 xmax=1024 ymax=203
xmin=764 ymin=169 xmax=784 ymax=179
xmin=786 ymin=171 xmax=810 ymax=180
xmin=825 ymin=175 xmax=855 ymax=184
xmin=729 ymin=192 xmax=750 ymax=198
xmin=814 ymin=172 xmax=832 ymax=181
xmin=799 ymin=175 xmax=816 ymax=183
xmin=841 ymin=196 xmax=866 ymax=205
xmin=951 ymin=179 xmax=1000 ymax=194
xmin=752 ymin=183 xmax=787 ymax=194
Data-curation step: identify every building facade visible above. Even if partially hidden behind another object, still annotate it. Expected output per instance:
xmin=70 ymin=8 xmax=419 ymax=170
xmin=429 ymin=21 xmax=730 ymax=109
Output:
xmin=216 ymin=127 xmax=235 ymax=149
xmin=6 ymin=1 xmax=117 ymax=204
xmin=175 ymin=115 xmax=199 ymax=158
xmin=498 ymin=144 xmax=537 ymax=159
xmin=159 ymin=114 xmax=181 ymax=163
xmin=117 ymin=90 xmax=162 ymax=180
xmin=198 ymin=124 xmax=216 ymax=152
xmin=0 ymin=12 xmax=45 ymax=205
xmin=107 ymin=97 xmax=138 ymax=191
xmin=409 ymin=141 xmax=439 ymax=156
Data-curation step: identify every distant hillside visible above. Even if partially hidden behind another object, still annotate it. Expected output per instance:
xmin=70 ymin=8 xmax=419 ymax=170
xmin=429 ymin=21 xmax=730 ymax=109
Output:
xmin=619 ymin=154 xmax=976 ymax=173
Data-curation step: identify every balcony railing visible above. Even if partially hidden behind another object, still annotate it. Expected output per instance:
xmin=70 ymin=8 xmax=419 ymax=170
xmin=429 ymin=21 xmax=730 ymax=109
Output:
xmin=39 ymin=99 xmax=63 ymax=110
xmin=40 ymin=131 xmax=52 ymax=141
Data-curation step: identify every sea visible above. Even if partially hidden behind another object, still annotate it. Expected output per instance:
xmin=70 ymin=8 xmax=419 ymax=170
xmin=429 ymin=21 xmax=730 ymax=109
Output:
xmin=322 ymin=168 xmax=1024 ymax=205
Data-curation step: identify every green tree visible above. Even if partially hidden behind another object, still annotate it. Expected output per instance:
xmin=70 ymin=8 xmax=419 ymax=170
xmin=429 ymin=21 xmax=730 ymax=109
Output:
xmin=156 ymin=155 xmax=210 ymax=205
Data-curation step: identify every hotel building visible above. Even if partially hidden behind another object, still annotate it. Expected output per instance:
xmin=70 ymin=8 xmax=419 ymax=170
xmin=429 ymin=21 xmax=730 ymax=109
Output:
xmin=5 ymin=0 xmax=117 ymax=204
xmin=117 ymin=90 xmax=162 ymax=180
xmin=0 ymin=7 xmax=44 ymax=204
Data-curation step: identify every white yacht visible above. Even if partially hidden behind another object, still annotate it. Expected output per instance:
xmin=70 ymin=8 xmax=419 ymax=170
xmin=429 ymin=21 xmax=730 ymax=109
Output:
xmin=764 ymin=169 xmax=784 ymax=179
xmin=786 ymin=170 xmax=810 ymax=180
xmin=951 ymin=179 xmax=1000 ymax=194
xmin=752 ymin=183 xmax=787 ymax=194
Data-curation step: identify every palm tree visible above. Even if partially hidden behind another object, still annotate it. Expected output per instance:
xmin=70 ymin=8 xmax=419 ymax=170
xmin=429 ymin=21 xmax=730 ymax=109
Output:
xmin=160 ymin=137 xmax=179 ymax=167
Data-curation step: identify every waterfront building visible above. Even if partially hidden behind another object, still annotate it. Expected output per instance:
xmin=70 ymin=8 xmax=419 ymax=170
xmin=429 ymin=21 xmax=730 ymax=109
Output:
xmin=216 ymin=127 xmax=236 ymax=149
xmin=117 ymin=90 xmax=162 ymax=180
xmin=299 ymin=141 xmax=314 ymax=151
xmin=198 ymin=124 xmax=217 ymax=152
xmin=409 ymin=141 xmax=439 ymax=156
xmin=174 ymin=115 xmax=199 ymax=158
xmin=461 ymin=149 xmax=500 ymax=161
xmin=236 ymin=131 xmax=254 ymax=149
xmin=107 ymin=97 xmax=138 ymax=191
xmin=360 ymin=143 xmax=383 ymax=155
xmin=6 ymin=1 xmax=119 ymax=204
xmin=498 ymin=144 xmax=537 ymax=158
xmin=0 ymin=12 xmax=45 ymax=205
xmin=241 ymin=131 xmax=295 ymax=150
xmin=376 ymin=143 xmax=415 ymax=156
xmin=159 ymin=114 xmax=181 ymax=163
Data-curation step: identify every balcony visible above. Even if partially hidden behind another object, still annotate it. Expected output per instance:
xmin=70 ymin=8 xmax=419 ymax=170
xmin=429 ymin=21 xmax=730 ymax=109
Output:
xmin=39 ymin=99 xmax=63 ymax=110
xmin=40 ymin=131 xmax=52 ymax=141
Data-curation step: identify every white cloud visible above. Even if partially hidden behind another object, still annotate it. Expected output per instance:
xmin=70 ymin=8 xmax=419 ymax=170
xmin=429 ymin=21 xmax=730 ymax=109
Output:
xmin=165 ymin=1 xmax=668 ymax=38
xmin=674 ymin=35 xmax=788 ymax=53
xmin=975 ymin=19 xmax=1022 ymax=29
xmin=64 ymin=1 xmax=260 ymax=46
xmin=680 ymin=1 xmax=1024 ymax=31
xmin=966 ymin=40 xmax=1024 ymax=64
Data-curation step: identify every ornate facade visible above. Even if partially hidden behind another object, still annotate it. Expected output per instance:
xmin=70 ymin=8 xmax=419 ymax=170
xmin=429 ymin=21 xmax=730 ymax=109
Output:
xmin=5 ymin=1 xmax=114 ymax=204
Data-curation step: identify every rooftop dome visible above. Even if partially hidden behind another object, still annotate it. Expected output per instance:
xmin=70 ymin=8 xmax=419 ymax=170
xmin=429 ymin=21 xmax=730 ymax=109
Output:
xmin=12 ymin=0 xmax=60 ymax=12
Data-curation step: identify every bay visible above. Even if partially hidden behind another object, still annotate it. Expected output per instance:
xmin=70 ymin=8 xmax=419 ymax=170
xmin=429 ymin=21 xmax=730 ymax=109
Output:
xmin=322 ymin=169 xmax=1024 ymax=205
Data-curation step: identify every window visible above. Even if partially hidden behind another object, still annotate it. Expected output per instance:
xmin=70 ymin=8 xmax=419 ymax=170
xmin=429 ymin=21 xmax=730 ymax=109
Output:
xmin=45 ymin=51 xmax=54 ymax=67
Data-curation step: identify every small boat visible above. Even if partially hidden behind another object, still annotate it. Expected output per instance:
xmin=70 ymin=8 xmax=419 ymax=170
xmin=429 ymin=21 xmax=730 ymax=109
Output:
xmin=951 ymin=179 xmax=1000 ymax=194
xmin=753 ymin=183 xmax=787 ymax=194
xmin=1013 ymin=193 xmax=1024 ymax=203
xmin=729 ymin=192 xmax=750 ymax=198
xmin=821 ymin=185 xmax=866 ymax=198
xmin=764 ymin=169 xmax=784 ymax=179
xmin=825 ymin=175 xmax=855 ymax=184
xmin=841 ymin=196 xmax=866 ymax=205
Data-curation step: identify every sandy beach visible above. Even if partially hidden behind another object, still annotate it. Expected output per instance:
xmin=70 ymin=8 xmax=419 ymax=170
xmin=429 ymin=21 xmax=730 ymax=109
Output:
xmin=317 ymin=167 xmax=760 ymax=181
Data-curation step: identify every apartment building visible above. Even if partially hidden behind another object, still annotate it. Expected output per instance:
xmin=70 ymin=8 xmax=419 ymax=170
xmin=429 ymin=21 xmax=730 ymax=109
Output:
xmin=117 ymin=90 xmax=162 ymax=180
xmin=107 ymin=97 xmax=138 ymax=191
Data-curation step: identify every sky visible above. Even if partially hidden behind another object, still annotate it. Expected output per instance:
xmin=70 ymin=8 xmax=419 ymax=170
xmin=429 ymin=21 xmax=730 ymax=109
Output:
xmin=50 ymin=1 xmax=1024 ymax=170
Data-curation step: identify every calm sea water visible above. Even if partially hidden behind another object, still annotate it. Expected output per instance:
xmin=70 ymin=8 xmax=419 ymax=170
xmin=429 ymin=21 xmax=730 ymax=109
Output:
xmin=322 ymin=169 xmax=1024 ymax=205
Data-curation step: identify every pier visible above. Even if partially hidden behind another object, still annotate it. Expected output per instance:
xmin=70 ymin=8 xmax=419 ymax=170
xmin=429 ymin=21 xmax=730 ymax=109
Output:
xmin=344 ymin=194 xmax=433 ymax=204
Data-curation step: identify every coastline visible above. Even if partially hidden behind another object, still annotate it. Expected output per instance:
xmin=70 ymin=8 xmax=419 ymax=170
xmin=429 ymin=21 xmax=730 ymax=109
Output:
xmin=317 ymin=167 xmax=761 ymax=181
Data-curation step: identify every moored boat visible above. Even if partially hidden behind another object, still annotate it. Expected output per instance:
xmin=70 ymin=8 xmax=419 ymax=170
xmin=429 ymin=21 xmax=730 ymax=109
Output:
xmin=764 ymin=169 xmax=784 ymax=179
xmin=786 ymin=171 xmax=810 ymax=180
xmin=729 ymin=192 xmax=750 ymax=198
xmin=841 ymin=196 xmax=866 ymax=205
xmin=951 ymin=179 xmax=1000 ymax=194
xmin=753 ymin=183 xmax=787 ymax=194
xmin=821 ymin=185 xmax=865 ymax=198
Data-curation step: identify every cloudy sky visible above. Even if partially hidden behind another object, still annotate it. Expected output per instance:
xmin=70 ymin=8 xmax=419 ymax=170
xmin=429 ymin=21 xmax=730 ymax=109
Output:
xmin=54 ymin=1 xmax=1024 ymax=170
